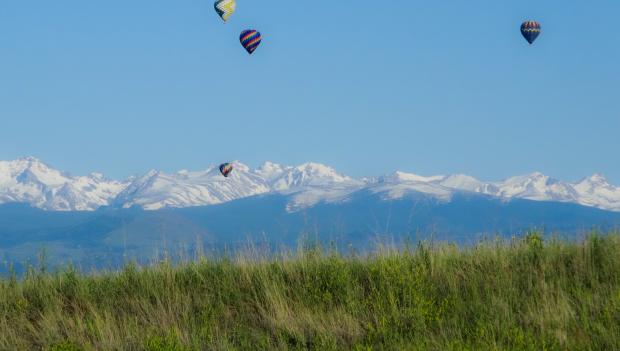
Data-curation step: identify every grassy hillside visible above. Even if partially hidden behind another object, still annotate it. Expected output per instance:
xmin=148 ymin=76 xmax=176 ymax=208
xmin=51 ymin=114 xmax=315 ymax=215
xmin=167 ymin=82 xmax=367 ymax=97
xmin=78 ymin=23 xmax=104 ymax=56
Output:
xmin=1 ymin=233 xmax=619 ymax=350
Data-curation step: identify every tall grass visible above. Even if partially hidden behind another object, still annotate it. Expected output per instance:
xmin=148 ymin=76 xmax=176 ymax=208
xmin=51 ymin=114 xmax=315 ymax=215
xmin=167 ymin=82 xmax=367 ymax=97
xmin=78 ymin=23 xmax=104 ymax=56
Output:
xmin=1 ymin=232 xmax=619 ymax=350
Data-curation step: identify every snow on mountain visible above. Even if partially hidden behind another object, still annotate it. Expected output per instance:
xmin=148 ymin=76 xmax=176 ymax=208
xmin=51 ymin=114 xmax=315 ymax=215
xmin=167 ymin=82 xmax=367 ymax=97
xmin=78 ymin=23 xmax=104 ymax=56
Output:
xmin=442 ymin=172 xmax=620 ymax=212
xmin=262 ymin=162 xmax=362 ymax=191
xmin=254 ymin=162 xmax=289 ymax=184
xmin=380 ymin=171 xmax=445 ymax=184
xmin=438 ymin=174 xmax=487 ymax=192
xmin=0 ymin=157 xmax=126 ymax=211
xmin=371 ymin=172 xmax=487 ymax=199
xmin=572 ymin=174 xmax=620 ymax=211
xmin=0 ymin=157 xmax=619 ymax=213
xmin=369 ymin=172 xmax=453 ymax=201
xmin=271 ymin=163 xmax=365 ymax=211
xmin=485 ymin=172 xmax=580 ymax=202
xmin=112 ymin=161 xmax=364 ymax=212
xmin=112 ymin=163 xmax=270 ymax=210
xmin=354 ymin=171 xmax=620 ymax=213
xmin=256 ymin=162 xmax=365 ymax=211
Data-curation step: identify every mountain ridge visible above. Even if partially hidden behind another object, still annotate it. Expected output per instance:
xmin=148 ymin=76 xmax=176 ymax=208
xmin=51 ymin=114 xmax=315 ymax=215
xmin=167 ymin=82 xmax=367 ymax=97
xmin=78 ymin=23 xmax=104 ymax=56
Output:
xmin=1 ymin=157 xmax=619 ymax=212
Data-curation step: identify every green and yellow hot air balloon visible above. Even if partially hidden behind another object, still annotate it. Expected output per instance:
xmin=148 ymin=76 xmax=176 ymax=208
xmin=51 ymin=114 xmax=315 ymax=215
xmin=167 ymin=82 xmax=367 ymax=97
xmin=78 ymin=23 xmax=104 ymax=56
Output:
xmin=214 ymin=0 xmax=236 ymax=23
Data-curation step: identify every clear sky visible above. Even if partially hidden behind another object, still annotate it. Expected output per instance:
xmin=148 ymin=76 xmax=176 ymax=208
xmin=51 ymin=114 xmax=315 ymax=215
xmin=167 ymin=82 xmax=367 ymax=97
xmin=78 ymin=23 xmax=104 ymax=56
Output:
xmin=1 ymin=1 xmax=618 ymax=183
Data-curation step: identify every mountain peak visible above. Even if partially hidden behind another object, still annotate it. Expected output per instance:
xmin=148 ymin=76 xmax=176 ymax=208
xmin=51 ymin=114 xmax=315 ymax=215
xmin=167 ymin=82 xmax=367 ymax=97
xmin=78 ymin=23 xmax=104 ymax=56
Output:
xmin=503 ymin=172 xmax=554 ymax=184
xmin=295 ymin=162 xmax=337 ymax=173
xmin=439 ymin=174 xmax=484 ymax=192
xmin=0 ymin=157 xmax=125 ymax=211
xmin=258 ymin=161 xmax=285 ymax=171
xmin=266 ymin=162 xmax=357 ymax=191
xmin=17 ymin=156 xmax=39 ymax=162
xmin=256 ymin=161 xmax=289 ymax=181
xmin=231 ymin=161 xmax=250 ymax=172
xmin=143 ymin=169 xmax=161 ymax=178
xmin=383 ymin=171 xmax=445 ymax=183
xmin=5 ymin=156 xmax=48 ymax=169
xmin=89 ymin=172 xmax=106 ymax=180
xmin=574 ymin=173 xmax=613 ymax=192
xmin=584 ymin=173 xmax=608 ymax=184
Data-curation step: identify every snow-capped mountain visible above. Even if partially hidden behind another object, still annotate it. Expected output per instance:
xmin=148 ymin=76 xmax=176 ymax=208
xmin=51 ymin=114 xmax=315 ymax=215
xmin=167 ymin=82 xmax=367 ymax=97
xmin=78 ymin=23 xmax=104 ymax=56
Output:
xmin=364 ymin=171 xmax=620 ymax=212
xmin=468 ymin=173 xmax=618 ymax=211
xmin=111 ymin=162 xmax=363 ymax=211
xmin=572 ymin=174 xmax=620 ymax=212
xmin=0 ymin=157 xmax=126 ymax=211
xmin=485 ymin=172 xmax=579 ymax=202
xmin=256 ymin=162 xmax=365 ymax=211
xmin=368 ymin=172 xmax=454 ymax=202
xmin=112 ymin=163 xmax=270 ymax=210
xmin=0 ymin=157 xmax=619 ymax=213
xmin=261 ymin=162 xmax=363 ymax=191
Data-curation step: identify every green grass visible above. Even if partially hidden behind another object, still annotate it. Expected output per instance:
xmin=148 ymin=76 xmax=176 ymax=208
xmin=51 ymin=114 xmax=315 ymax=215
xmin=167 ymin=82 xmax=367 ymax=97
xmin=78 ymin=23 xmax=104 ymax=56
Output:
xmin=1 ymin=232 xmax=620 ymax=350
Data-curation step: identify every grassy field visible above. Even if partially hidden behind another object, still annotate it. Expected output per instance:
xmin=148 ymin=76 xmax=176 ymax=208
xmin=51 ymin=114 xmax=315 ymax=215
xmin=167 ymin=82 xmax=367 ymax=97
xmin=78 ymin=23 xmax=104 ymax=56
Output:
xmin=1 ymin=233 xmax=619 ymax=350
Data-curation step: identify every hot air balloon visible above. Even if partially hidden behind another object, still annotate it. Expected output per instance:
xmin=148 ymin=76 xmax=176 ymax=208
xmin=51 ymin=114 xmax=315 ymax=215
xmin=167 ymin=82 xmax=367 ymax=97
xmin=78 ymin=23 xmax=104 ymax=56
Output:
xmin=240 ymin=29 xmax=262 ymax=54
xmin=214 ymin=0 xmax=236 ymax=22
xmin=219 ymin=163 xmax=234 ymax=177
xmin=521 ymin=21 xmax=541 ymax=44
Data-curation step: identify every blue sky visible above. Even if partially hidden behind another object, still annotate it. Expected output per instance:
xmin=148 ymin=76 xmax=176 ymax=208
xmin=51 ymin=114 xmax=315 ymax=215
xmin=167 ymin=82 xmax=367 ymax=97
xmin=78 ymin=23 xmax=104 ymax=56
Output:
xmin=1 ymin=1 xmax=618 ymax=183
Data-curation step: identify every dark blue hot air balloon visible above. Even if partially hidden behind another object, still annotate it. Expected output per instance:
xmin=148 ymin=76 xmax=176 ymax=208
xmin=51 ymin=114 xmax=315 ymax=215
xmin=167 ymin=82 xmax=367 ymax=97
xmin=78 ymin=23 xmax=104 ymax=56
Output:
xmin=521 ymin=21 xmax=541 ymax=44
xmin=240 ymin=29 xmax=262 ymax=54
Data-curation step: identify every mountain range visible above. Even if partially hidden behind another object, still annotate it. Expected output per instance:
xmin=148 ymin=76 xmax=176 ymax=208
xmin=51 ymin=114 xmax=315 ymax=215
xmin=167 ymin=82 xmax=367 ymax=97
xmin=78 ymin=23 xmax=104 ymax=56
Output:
xmin=1 ymin=157 xmax=620 ymax=272
xmin=1 ymin=157 xmax=619 ymax=213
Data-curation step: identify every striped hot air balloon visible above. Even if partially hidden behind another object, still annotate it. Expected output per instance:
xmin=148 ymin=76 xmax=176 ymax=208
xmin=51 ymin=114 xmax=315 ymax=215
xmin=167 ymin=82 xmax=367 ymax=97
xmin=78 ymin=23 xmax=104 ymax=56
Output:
xmin=219 ymin=163 xmax=234 ymax=177
xmin=214 ymin=0 xmax=236 ymax=23
xmin=521 ymin=21 xmax=541 ymax=44
xmin=239 ymin=29 xmax=262 ymax=54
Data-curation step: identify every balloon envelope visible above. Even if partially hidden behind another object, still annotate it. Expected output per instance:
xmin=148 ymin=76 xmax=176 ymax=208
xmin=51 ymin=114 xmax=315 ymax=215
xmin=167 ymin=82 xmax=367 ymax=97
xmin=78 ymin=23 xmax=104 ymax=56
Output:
xmin=214 ymin=0 xmax=236 ymax=22
xmin=240 ymin=30 xmax=262 ymax=54
xmin=219 ymin=163 xmax=234 ymax=177
xmin=521 ymin=21 xmax=541 ymax=44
